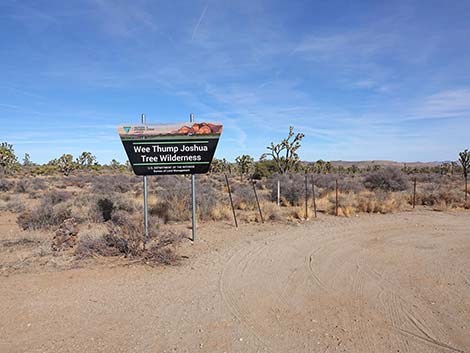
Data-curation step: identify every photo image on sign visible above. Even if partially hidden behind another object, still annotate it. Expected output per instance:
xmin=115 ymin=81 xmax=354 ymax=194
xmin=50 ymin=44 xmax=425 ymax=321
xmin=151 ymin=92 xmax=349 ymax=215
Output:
xmin=118 ymin=122 xmax=222 ymax=139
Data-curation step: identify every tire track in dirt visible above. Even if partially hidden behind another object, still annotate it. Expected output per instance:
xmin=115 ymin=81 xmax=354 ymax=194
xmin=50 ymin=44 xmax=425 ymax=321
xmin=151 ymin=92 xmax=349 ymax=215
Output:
xmin=217 ymin=214 xmax=469 ymax=353
xmin=362 ymin=264 xmax=466 ymax=353
xmin=218 ymin=241 xmax=274 ymax=352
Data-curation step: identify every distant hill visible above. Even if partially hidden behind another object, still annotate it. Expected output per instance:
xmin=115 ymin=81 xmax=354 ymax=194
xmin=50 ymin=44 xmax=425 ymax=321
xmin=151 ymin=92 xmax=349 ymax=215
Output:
xmin=326 ymin=160 xmax=443 ymax=168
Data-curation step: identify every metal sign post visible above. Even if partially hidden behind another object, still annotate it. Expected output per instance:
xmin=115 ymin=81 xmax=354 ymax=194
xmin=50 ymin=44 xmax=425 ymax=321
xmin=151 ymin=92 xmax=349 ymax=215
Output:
xmin=190 ymin=113 xmax=197 ymax=241
xmin=141 ymin=113 xmax=149 ymax=240
xmin=118 ymin=115 xmax=223 ymax=242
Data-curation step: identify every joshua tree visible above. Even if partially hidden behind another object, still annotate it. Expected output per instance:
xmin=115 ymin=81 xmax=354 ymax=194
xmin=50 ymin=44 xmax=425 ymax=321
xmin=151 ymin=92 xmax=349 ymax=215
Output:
xmin=57 ymin=154 xmax=76 ymax=176
xmin=209 ymin=158 xmax=224 ymax=174
xmin=459 ymin=149 xmax=470 ymax=202
xmin=261 ymin=126 xmax=305 ymax=174
xmin=0 ymin=142 xmax=18 ymax=174
xmin=76 ymin=151 xmax=97 ymax=168
xmin=313 ymin=159 xmax=325 ymax=174
xmin=440 ymin=162 xmax=452 ymax=175
xmin=22 ymin=153 xmax=33 ymax=167
xmin=235 ymin=154 xmax=254 ymax=181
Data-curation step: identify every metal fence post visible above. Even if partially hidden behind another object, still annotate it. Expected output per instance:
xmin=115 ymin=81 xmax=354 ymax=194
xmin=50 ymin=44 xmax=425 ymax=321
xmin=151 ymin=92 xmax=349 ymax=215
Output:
xmin=141 ymin=113 xmax=149 ymax=240
xmin=190 ymin=113 xmax=197 ymax=241
xmin=304 ymin=172 xmax=308 ymax=220
xmin=252 ymin=179 xmax=264 ymax=223
xmin=277 ymin=179 xmax=280 ymax=206
xmin=225 ymin=174 xmax=238 ymax=228
xmin=335 ymin=178 xmax=339 ymax=217
xmin=311 ymin=175 xmax=317 ymax=218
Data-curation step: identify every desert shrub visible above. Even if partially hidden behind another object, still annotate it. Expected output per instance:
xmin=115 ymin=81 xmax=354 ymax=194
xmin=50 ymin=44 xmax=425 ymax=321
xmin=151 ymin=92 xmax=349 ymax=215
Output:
xmin=260 ymin=201 xmax=282 ymax=221
xmin=355 ymin=191 xmax=406 ymax=214
xmin=17 ymin=200 xmax=72 ymax=230
xmin=110 ymin=209 xmax=133 ymax=226
xmin=98 ymin=198 xmax=114 ymax=221
xmin=0 ymin=178 xmax=14 ymax=191
xmin=66 ymin=192 xmax=137 ymax=224
xmin=90 ymin=175 xmax=135 ymax=194
xmin=89 ymin=193 xmax=138 ymax=222
xmin=339 ymin=177 xmax=365 ymax=193
xmin=141 ymin=247 xmax=180 ymax=266
xmin=31 ymin=178 xmax=47 ymax=190
xmin=326 ymin=192 xmax=356 ymax=217
xmin=74 ymin=236 xmax=121 ymax=259
xmin=15 ymin=191 xmax=73 ymax=229
xmin=44 ymin=190 xmax=72 ymax=205
xmin=21 ymin=178 xmax=48 ymax=198
xmin=151 ymin=176 xmax=190 ymax=222
xmin=74 ymin=216 xmax=185 ymax=266
xmin=363 ymin=167 xmax=409 ymax=192
xmin=196 ymin=180 xmax=220 ymax=220
xmin=14 ymin=179 xmax=30 ymax=193
xmin=268 ymin=173 xmax=306 ymax=206
xmin=65 ymin=175 xmax=97 ymax=188
xmin=416 ymin=184 xmax=463 ymax=208
xmin=1 ymin=198 xmax=25 ymax=213
xmin=311 ymin=174 xmax=338 ymax=190
xmin=151 ymin=176 xmax=222 ymax=222
xmin=231 ymin=183 xmax=256 ymax=210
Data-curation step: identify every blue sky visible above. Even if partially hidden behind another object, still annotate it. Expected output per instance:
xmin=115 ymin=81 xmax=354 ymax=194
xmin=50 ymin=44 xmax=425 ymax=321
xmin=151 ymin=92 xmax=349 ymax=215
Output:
xmin=1 ymin=0 xmax=469 ymax=164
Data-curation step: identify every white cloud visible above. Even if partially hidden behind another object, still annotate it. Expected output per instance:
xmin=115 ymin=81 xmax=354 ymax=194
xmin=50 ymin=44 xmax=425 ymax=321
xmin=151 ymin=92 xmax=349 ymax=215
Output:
xmin=406 ymin=88 xmax=470 ymax=120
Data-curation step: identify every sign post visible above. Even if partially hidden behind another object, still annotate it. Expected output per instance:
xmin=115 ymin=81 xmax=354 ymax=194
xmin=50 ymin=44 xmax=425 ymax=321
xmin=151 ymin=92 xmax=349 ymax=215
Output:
xmin=141 ymin=114 xmax=149 ymax=240
xmin=190 ymin=113 xmax=197 ymax=241
xmin=118 ymin=118 xmax=223 ymax=241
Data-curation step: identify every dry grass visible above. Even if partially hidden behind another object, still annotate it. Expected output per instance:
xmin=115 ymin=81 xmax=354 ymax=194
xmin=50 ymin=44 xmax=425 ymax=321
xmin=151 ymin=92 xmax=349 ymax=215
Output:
xmin=1 ymin=172 xmax=469 ymax=275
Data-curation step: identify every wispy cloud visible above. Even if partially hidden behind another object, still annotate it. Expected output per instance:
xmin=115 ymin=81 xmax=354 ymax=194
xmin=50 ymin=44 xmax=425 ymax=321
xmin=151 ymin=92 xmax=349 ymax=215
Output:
xmin=191 ymin=1 xmax=209 ymax=40
xmin=90 ymin=0 xmax=158 ymax=37
xmin=412 ymin=89 xmax=470 ymax=119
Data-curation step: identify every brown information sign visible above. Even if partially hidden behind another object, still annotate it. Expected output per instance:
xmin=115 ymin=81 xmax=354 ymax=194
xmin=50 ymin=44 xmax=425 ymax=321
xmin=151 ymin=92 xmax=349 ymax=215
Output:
xmin=118 ymin=122 xmax=223 ymax=175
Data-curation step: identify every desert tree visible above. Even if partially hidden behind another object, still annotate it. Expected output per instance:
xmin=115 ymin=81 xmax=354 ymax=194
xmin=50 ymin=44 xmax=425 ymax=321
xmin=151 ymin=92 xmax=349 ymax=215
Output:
xmin=325 ymin=161 xmax=332 ymax=173
xmin=459 ymin=149 xmax=470 ymax=202
xmin=209 ymin=158 xmax=224 ymax=174
xmin=261 ymin=126 xmax=305 ymax=174
xmin=57 ymin=154 xmax=76 ymax=176
xmin=211 ymin=158 xmax=233 ymax=174
xmin=451 ymin=161 xmax=460 ymax=175
xmin=222 ymin=158 xmax=233 ymax=175
xmin=109 ymin=159 xmax=121 ymax=169
xmin=439 ymin=162 xmax=452 ymax=175
xmin=235 ymin=154 xmax=254 ymax=181
xmin=313 ymin=159 xmax=326 ymax=174
xmin=22 ymin=153 xmax=33 ymax=167
xmin=76 ymin=151 xmax=97 ymax=168
xmin=125 ymin=160 xmax=133 ymax=173
xmin=347 ymin=164 xmax=359 ymax=174
xmin=0 ymin=142 xmax=19 ymax=175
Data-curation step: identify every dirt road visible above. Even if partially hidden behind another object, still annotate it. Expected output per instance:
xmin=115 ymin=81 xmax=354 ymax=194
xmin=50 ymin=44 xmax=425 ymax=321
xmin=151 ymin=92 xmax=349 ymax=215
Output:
xmin=1 ymin=210 xmax=469 ymax=353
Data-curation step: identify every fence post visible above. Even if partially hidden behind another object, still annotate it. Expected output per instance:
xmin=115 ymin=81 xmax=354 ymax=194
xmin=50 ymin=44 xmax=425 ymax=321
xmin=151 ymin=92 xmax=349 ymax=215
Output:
xmin=190 ymin=113 xmax=197 ymax=241
xmin=277 ymin=179 xmax=280 ymax=206
xmin=304 ymin=172 xmax=308 ymax=220
xmin=252 ymin=179 xmax=264 ymax=223
xmin=465 ymin=176 xmax=468 ymax=203
xmin=224 ymin=174 xmax=238 ymax=228
xmin=413 ymin=177 xmax=417 ymax=209
xmin=311 ymin=176 xmax=317 ymax=218
xmin=141 ymin=114 xmax=149 ymax=241
xmin=335 ymin=178 xmax=339 ymax=216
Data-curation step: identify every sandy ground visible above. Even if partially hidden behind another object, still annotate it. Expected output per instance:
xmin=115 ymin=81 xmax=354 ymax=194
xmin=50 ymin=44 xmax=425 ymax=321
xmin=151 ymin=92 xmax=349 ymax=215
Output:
xmin=1 ymin=210 xmax=469 ymax=353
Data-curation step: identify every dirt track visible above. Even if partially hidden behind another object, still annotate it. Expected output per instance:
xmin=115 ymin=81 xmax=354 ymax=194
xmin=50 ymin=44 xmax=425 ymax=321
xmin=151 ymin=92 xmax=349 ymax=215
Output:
xmin=1 ymin=210 xmax=469 ymax=353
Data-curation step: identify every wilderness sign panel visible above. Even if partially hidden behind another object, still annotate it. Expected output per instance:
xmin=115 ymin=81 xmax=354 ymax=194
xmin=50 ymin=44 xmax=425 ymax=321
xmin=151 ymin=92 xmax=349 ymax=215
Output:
xmin=118 ymin=122 xmax=223 ymax=175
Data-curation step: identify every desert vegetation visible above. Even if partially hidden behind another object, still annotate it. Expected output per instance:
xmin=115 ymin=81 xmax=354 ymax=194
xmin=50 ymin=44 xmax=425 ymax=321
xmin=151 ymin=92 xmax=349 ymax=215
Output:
xmin=0 ymin=129 xmax=469 ymax=275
